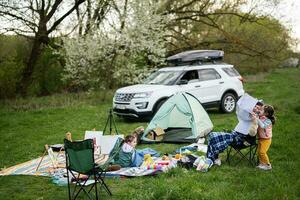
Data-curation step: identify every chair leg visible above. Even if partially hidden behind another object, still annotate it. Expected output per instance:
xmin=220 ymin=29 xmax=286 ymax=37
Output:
xmin=67 ymin=169 xmax=71 ymax=200
xmin=75 ymin=185 xmax=93 ymax=200
xmin=226 ymin=143 xmax=259 ymax=167
xmin=250 ymin=145 xmax=258 ymax=166
xmin=232 ymin=149 xmax=245 ymax=165
xmin=94 ymin=171 xmax=99 ymax=200
xmin=235 ymin=149 xmax=249 ymax=165
xmin=75 ymin=180 xmax=95 ymax=200
xmin=226 ymin=146 xmax=233 ymax=165
xmin=68 ymin=171 xmax=94 ymax=200
xmin=249 ymin=146 xmax=254 ymax=166
xmin=97 ymin=171 xmax=112 ymax=196
xmin=99 ymin=177 xmax=112 ymax=196
xmin=227 ymin=147 xmax=255 ymax=166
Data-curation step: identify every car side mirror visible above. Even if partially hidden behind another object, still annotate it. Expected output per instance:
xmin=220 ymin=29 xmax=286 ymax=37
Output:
xmin=178 ymin=79 xmax=188 ymax=85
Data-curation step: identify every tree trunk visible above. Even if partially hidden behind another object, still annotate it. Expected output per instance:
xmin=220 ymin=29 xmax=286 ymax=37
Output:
xmin=19 ymin=39 xmax=41 ymax=96
xmin=19 ymin=32 xmax=49 ymax=96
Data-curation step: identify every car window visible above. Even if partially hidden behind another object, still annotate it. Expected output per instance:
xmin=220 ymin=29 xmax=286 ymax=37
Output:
xmin=198 ymin=69 xmax=221 ymax=81
xmin=180 ymin=70 xmax=199 ymax=82
xmin=222 ymin=67 xmax=240 ymax=77
xmin=143 ymin=71 xmax=182 ymax=85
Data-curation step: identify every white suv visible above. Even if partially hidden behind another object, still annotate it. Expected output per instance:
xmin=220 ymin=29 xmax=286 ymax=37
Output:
xmin=113 ymin=50 xmax=244 ymax=119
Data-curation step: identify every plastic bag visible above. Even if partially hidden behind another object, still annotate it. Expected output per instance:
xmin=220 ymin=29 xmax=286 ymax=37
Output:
xmin=195 ymin=156 xmax=213 ymax=172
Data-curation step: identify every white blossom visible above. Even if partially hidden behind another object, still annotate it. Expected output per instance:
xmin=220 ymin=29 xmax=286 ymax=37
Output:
xmin=61 ymin=0 xmax=168 ymax=90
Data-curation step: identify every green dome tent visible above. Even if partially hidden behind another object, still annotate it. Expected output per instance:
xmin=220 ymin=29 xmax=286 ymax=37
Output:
xmin=141 ymin=92 xmax=213 ymax=143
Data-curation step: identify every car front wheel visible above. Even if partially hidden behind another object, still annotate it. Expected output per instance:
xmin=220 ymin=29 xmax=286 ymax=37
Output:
xmin=153 ymin=99 xmax=167 ymax=116
xmin=220 ymin=93 xmax=237 ymax=113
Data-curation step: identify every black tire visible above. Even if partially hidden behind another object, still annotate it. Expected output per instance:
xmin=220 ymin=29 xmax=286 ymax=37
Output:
xmin=220 ymin=93 xmax=237 ymax=113
xmin=153 ymin=99 xmax=167 ymax=115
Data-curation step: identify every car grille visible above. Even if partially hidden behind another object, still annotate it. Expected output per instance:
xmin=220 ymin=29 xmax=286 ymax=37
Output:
xmin=115 ymin=93 xmax=135 ymax=102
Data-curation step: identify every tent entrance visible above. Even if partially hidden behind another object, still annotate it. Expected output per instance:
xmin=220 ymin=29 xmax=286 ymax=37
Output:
xmin=162 ymin=128 xmax=193 ymax=143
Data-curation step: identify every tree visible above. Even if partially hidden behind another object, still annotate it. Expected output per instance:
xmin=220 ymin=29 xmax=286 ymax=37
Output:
xmin=62 ymin=0 xmax=292 ymax=92
xmin=61 ymin=0 xmax=168 ymax=91
xmin=0 ymin=0 xmax=86 ymax=96
xmin=74 ymin=0 xmax=112 ymax=36
xmin=154 ymin=0 xmax=292 ymax=72
xmin=219 ymin=15 xmax=291 ymax=73
xmin=159 ymin=1 xmax=286 ymax=51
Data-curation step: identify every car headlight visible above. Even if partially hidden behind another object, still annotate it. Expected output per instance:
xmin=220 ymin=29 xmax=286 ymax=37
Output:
xmin=133 ymin=92 xmax=153 ymax=98
xmin=135 ymin=102 xmax=148 ymax=109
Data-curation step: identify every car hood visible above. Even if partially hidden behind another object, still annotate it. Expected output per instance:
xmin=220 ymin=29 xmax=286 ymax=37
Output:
xmin=115 ymin=84 xmax=171 ymax=94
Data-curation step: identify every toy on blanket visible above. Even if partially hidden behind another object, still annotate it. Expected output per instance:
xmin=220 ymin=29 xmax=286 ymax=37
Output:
xmin=162 ymin=154 xmax=170 ymax=161
xmin=157 ymin=161 xmax=170 ymax=166
xmin=140 ymin=154 xmax=154 ymax=167
xmin=175 ymin=154 xmax=183 ymax=159
xmin=144 ymin=161 xmax=170 ymax=170
xmin=145 ymin=164 xmax=162 ymax=170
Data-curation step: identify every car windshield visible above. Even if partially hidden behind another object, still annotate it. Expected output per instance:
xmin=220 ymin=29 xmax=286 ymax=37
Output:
xmin=143 ymin=70 xmax=182 ymax=85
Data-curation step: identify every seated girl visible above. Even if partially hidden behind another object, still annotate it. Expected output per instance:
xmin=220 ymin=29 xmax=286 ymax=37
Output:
xmin=113 ymin=135 xmax=137 ymax=168
xmin=112 ymin=134 xmax=160 ymax=168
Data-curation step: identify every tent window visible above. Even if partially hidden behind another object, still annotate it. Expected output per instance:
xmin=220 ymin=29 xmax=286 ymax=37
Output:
xmin=180 ymin=70 xmax=199 ymax=83
xmin=198 ymin=69 xmax=221 ymax=81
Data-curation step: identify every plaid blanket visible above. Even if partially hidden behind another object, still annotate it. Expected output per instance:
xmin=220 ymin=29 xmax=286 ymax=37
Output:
xmin=206 ymin=131 xmax=245 ymax=161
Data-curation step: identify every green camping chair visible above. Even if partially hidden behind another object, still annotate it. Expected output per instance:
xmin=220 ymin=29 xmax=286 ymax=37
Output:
xmin=64 ymin=137 xmax=123 ymax=200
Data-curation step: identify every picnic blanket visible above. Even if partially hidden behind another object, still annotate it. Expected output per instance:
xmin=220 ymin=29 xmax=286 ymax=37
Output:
xmin=175 ymin=143 xmax=208 ymax=154
xmin=0 ymin=152 xmax=65 ymax=177
xmin=106 ymin=157 xmax=178 ymax=177
xmin=0 ymin=153 xmax=177 ymax=178
xmin=106 ymin=167 xmax=162 ymax=177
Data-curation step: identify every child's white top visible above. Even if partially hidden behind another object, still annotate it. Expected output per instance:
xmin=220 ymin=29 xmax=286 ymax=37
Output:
xmin=122 ymin=143 xmax=134 ymax=153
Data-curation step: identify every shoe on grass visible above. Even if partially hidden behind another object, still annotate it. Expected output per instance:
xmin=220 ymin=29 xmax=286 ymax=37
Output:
xmin=258 ymin=164 xmax=272 ymax=170
xmin=214 ymin=158 xmax=221 ymax=166
xmin=256 ymin=163 xmax=264 ymax=168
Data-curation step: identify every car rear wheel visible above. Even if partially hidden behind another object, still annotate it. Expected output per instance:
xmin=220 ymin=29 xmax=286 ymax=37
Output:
xmin=220 ymin=93 xmax=237 ymax=113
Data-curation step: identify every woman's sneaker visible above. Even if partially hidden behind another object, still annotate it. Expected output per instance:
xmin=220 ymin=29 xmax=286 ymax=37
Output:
xmin=214 ymin=158 xmax=221 ymax=166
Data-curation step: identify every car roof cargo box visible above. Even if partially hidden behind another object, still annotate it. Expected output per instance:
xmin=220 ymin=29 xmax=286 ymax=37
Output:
xmin=167 ymin=50 xmax=224 ymax=65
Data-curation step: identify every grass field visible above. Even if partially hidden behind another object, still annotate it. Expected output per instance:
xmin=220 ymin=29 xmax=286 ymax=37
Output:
xmin=0 ymin=68 xmax=300 ymax=200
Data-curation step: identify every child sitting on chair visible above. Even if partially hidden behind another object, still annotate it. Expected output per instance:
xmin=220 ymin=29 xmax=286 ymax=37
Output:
xmin=113 ymin=135 xmax=137 ymax=168
xmin=254 ymin=104 xmax=276 ymax=170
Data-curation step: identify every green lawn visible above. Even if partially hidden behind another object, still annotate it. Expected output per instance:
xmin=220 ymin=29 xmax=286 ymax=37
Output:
xmin=0 ymin=68 xmax=300 ymax=200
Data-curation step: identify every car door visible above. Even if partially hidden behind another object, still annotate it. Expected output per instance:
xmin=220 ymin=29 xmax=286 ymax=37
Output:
xmin=176 ymin=70 xmax=202 ymax=95
xmin=190 ymin=68 xmax=223 ymax=103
